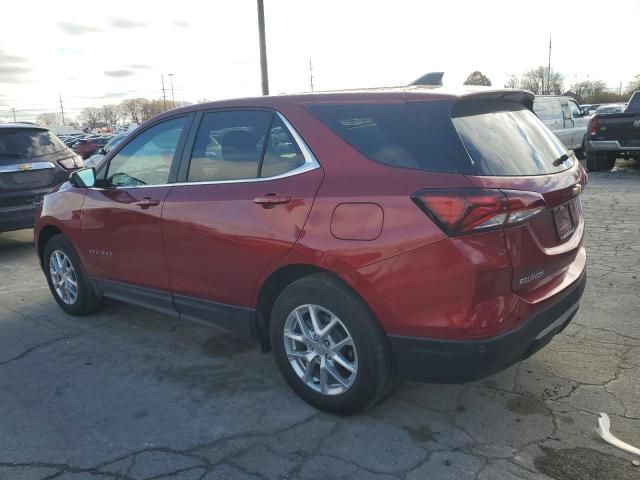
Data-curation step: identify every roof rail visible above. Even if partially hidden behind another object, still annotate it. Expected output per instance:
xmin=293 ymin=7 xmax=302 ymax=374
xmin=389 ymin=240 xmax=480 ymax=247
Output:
xmin=410 ymin=72 xmax=444 ymax=87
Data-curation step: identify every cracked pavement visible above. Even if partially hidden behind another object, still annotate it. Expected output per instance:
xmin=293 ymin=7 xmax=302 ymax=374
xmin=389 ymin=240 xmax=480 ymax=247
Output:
xmin=1 ymin=160 xmax=639 ymax=479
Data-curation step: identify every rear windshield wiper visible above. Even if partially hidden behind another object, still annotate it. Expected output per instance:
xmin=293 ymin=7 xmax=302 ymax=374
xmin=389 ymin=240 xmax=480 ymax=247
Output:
xmin=553 ymin=150 xmax=574 ymax=167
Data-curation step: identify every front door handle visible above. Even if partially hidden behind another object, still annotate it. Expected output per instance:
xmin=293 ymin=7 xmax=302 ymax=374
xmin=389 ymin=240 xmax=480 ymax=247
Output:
xmin=135 ymin=197 xmax=160 ymax=209
xmin=254 ymin=193 xmax=291 ymax=208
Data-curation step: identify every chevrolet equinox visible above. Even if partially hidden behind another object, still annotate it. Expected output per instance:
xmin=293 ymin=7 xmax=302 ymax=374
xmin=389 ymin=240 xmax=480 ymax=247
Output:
xmin=35 ymin=87 xmax=587 ymax=413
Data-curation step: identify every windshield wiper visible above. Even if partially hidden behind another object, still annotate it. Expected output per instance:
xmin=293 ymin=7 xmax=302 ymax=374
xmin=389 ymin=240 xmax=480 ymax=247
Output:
xmin=553 ymin=150 xmax=574 ymax=167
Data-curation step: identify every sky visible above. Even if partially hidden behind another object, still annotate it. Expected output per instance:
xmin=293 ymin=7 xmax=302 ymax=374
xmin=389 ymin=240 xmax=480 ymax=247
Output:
xmin=1 ymin=0 xmax=639 ymax=122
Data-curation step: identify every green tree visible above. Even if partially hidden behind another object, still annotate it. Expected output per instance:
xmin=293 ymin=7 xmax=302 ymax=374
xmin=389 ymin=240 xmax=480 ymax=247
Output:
xmin=463 ymin=71 xmax=492 ymax=86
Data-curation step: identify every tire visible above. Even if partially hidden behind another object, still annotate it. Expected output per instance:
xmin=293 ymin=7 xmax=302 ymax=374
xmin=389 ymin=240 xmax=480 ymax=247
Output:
xmin=43 ymin=234 xmax=102 ymax=316
xmin=574 ymin=136 xmax=586 ymax=160
xmin=270 ymin=273 xmax=394 ymax=414
xmin=586 ymin=151 xmax=616 ymax=171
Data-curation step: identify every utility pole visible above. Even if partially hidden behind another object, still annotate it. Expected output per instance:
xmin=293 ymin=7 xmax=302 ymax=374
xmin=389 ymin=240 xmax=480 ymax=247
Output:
xmin=257 ymin=0 xmax=269 ymax=95
xmin=309 ymin=58 xmax=314 ymax=92
xmin=58 ymin=94 xmax=66 ymax=126
xmin=546 ymin=35 xmax=552 ymax=95
xmin=161 ymin=74 xmax=167 ymax=111
xmin=11 ymin=108 xmax=17 ymax=122
xmin=168 ymin=73 xmax=175 ymax=107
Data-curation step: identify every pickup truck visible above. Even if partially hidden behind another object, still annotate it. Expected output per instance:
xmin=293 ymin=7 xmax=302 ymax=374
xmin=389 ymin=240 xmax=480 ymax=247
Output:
xmin=585 ymin=91 xmax=640 ymax=171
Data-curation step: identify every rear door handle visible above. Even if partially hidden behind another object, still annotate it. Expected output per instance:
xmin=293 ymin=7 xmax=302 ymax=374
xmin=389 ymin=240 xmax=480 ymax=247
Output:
xmin=254 ymin=193 xmax=291 ymax=208
xmin=135 ymin=197 xmax=160 ymax=209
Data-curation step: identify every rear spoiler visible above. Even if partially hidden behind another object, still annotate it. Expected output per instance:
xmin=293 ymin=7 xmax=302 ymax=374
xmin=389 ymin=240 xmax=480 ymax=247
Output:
xmin=453 ymin=90 xmax=535 ymax=113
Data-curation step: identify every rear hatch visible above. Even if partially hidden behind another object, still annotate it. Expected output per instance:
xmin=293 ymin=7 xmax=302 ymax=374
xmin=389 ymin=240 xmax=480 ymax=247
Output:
xmin=590 ymin=112 xmax=640 ymax=148
xmin=409 ymin=92 xmax=587 ymax=298
xmin=0 ymin=128 xmax=76 ymax=208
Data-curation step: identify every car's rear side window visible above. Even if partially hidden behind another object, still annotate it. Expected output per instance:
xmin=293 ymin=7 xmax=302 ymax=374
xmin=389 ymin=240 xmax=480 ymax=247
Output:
xmin=450 ymin=101 xmax=573 ymax=176
xmin=187 ymin=110 xmax=273 ymax=182
xmin=306 ymin=103 xmax=456 ymax=173
xmin=626 ymin=92 xmax=640 ymax=113
xmin=0 ymin=129 xmax=67 ymax=159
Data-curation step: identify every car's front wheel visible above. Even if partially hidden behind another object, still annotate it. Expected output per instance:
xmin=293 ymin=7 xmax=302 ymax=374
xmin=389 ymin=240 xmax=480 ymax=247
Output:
xmin=43 ymin=234 xmax=102 ymax=315
xmin=270 ymin=273 xmax=394 ymax=414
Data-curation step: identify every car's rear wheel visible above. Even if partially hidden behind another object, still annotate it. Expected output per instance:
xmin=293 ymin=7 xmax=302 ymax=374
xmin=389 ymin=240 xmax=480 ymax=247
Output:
xmin=270 ymin=273 xmax=394 ymax=414
xmin=44 ymin=234 xmax=102 ymax=315
xmin=586 ymin=151 xmax=616 ymax=171
xmin=574 ymin=136 xmax=586 ymax=160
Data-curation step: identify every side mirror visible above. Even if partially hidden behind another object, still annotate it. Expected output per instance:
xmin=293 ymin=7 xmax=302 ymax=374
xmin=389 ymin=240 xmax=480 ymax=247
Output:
xmin=69 ymin=168 xmax=96 ymax=188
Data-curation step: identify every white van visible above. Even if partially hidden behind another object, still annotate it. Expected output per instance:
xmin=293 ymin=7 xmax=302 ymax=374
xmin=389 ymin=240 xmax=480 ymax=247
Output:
xmin=533 ymin=96 xmax=590 ymax=157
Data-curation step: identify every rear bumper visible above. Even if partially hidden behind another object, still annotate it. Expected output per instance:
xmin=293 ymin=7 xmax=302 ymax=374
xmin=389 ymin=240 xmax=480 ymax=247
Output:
xmin=587 ymin=140 xmax=640 ymax=152
xmin=388 ymin=269 xmax=586 ymax=383
xmin=0 ymin=204 xmax=37 ymax=233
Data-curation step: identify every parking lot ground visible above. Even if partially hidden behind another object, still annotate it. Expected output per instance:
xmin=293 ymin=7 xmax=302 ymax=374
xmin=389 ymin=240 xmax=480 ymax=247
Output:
xmin=1 ymin=160 xmax=639 ymax=480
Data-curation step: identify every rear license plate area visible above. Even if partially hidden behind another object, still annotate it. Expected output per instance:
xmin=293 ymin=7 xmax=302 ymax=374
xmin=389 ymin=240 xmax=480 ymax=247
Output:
xmin=552 ymin=200 xmax=577 ymax=240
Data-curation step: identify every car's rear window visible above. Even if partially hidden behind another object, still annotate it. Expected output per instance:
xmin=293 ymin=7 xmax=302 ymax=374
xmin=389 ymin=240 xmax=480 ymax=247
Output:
xmin=450 ymin=101 xmax=573 ymax=176
xmin=625 ymin=92 xmax=640 ymax=113
xmin=306 ymin=103 xmax=456 ymax=173
xmin=0 ymin=129 xmax=67 ymax=159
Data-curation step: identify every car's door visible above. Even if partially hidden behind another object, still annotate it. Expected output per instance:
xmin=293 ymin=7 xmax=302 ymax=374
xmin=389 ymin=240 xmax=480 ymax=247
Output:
xmin=77 ymin=115 xmax=192 ymax=313
xmin=161 ymin=109 xmax=324 ymax=336
xmin=567 ymin=99 xmax=586 ymax=149
xmin=559 ymin=99 xmax=575 ymax=148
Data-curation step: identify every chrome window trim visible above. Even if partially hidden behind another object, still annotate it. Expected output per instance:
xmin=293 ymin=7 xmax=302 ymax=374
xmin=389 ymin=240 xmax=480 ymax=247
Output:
xmin=0 ymin=161 xmax=56 ymax=173
xmin=101 ymin=111 xmax=320 ymax=189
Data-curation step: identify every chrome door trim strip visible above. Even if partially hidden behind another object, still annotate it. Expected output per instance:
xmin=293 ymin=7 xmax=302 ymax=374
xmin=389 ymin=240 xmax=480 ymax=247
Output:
xmin=99 ymin=111 xmax=321 ymax=190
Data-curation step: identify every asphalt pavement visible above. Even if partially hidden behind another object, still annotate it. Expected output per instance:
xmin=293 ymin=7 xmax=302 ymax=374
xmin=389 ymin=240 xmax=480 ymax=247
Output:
xmin=1 ymin=160 xmax=639 ymax=479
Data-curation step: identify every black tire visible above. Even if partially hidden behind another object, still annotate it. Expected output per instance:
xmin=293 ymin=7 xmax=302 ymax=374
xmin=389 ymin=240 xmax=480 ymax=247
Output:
xmin=43 ymin=234 xmax=102 ymax=316
xmin=270 ymin=273 xmax=394 ymax=414
xmin=586 ymin=151 xmax=616 ymax=171
xmin=574 ymin=136 xmax=586 ymax=160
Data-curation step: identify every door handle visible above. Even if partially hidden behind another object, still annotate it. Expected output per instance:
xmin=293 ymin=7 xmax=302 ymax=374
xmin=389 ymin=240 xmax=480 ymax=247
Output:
xmin=135 ymin=197 xmax=160 ymax=209
xmin=254 ymin=193 xmax=291 ymax=208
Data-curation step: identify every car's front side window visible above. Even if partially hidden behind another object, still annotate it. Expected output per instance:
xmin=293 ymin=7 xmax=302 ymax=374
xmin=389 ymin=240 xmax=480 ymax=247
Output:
xmin=105 ymin=117 xmax=186 ymax=187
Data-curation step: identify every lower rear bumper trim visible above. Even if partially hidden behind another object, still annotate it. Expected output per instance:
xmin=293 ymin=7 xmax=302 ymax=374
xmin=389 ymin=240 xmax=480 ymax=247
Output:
xmin=387 ymin=270 xmax=586 ymax=383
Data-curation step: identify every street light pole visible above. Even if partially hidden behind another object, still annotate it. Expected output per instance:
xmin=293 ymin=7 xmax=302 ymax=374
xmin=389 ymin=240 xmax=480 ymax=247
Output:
xmin=257 ymin=0 xmax=269 ymax=95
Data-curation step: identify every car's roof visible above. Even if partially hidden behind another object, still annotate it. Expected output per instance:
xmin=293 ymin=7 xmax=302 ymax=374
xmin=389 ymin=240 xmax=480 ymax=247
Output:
xmin=0 ymin=122 xmax=48 ymax=130
xmin=155 ymin=86 xmax=534 ymax=121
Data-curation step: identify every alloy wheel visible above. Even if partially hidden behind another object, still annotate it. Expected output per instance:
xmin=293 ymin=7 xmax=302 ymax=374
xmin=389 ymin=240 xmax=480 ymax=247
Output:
xmin=283 ymin=304 xmax=358 ymax=395
xmin=49 ymin=250 xmax=79 ymax=305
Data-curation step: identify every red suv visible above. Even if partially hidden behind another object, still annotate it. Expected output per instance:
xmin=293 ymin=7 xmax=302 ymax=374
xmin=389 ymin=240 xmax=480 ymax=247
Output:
xmin=35 ymin=88 xmax=587 ymax=413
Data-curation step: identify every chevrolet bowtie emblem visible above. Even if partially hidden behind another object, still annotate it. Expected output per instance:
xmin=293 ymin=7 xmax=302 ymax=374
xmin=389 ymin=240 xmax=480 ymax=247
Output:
xmin=18 ymin=163 xmax=33 ymax=171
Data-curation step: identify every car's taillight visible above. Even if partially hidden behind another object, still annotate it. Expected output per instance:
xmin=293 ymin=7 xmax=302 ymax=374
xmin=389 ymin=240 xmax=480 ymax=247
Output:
xmin=589 ymin=116 xmax=598 ymax=137
xmin=58 ymin=155 xmax=84 ymax=170
xmin=412 ymin=188 xmax=545 ymax=236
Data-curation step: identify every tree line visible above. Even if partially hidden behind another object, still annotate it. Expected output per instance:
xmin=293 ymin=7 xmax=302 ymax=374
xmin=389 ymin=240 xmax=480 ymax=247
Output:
xmin=464 ymin=69 xmax=640 ymax=103
xmin=36 ymin=98 xmax=191 ymax=129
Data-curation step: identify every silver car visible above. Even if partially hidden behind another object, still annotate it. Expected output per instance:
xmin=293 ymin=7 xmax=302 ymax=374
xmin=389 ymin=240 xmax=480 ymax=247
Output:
xmin=533 ymin=96 xmax=590 ymax=156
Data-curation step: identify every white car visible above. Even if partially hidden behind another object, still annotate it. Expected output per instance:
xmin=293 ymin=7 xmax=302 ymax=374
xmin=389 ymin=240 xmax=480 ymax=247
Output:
xmin=533 ymin=96 xmax=591 ymax=157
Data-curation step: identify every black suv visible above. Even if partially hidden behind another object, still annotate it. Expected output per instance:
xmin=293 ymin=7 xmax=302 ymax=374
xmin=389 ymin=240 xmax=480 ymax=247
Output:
xmin=0 ymin=123 xmax=82 ymax=233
